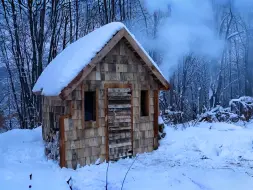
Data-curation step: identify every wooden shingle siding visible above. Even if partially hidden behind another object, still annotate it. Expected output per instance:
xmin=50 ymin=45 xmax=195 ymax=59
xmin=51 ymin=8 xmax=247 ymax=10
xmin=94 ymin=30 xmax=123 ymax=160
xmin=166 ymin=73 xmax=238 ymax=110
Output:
xmin=42 ymin=39 xmax=160 ymax=168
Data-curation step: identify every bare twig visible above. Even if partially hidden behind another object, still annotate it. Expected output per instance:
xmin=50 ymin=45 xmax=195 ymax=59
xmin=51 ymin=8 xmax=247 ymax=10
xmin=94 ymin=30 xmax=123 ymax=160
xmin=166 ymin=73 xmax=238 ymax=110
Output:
xmin=121 ymin=156 xmax=138 ymax=190
xmin=105 ymin=161 xmax=109 ymax=190
xmin=67 ymin=177 xmax=72 ymax=190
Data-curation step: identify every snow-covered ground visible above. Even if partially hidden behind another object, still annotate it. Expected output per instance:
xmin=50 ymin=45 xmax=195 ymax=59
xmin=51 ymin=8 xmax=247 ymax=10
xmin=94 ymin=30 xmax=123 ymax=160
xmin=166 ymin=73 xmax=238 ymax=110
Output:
xmin=1 ymin=121 xmax=253 ymax=190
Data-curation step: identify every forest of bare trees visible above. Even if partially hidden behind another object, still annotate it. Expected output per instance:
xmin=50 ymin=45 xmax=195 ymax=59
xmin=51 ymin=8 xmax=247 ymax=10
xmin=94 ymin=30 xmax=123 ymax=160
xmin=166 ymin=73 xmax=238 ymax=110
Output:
xmin=0 ymin=0 xmax=252 ymax=129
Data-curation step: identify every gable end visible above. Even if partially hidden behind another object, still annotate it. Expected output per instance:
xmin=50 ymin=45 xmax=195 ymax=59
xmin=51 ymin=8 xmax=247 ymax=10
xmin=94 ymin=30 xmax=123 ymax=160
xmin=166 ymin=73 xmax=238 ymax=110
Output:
xmin=59 ymin=28 xmax=170 ymax=99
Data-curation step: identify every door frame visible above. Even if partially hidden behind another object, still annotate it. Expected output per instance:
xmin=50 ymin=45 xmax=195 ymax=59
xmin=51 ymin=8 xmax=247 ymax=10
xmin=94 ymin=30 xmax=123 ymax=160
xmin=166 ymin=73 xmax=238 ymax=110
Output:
xmin=104 ymin=83 xmax=133 ymax=161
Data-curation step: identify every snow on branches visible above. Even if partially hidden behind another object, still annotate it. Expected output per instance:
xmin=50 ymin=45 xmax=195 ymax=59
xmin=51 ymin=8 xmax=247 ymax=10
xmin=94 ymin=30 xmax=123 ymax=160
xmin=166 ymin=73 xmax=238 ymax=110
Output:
xmin=199 ymin=96 xmax=253 ymax=123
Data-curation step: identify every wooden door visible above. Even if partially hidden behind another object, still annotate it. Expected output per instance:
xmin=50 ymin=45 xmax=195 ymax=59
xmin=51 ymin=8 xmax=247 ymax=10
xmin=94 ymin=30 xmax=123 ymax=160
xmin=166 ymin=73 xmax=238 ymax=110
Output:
xmin=106 ymin=88 xmax=133 ymax=160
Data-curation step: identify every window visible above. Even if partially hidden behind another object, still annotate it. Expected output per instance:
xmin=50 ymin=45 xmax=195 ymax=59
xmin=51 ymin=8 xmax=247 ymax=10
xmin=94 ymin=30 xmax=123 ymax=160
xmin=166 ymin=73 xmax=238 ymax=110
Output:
xmin=140 ymin=90 xmax=149 ymax=116
xmin=85 ymin=91 xmax=96 ymax=121
xmin=49 ymin=112 xmax=54 ymax=129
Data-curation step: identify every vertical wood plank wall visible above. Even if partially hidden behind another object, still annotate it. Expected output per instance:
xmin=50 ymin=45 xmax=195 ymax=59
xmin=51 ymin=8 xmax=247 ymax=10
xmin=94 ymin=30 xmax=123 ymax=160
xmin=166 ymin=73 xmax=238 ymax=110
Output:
xmin=42 ymin=39 xmax=161 ymax=168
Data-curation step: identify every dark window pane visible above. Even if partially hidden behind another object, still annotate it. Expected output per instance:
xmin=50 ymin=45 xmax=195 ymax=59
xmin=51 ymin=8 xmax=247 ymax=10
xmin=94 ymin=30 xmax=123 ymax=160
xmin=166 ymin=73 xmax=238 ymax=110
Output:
xmin=140 ymin=90 xmax=149 ymax=116
xmin=85 ymin=91 xmax=96 ymax=121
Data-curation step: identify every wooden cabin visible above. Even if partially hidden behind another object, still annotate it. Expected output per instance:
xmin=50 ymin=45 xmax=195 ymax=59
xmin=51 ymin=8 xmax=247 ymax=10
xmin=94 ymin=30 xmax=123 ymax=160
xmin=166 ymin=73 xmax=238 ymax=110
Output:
xmin=33 ymin=22 xmax=170 ymax=169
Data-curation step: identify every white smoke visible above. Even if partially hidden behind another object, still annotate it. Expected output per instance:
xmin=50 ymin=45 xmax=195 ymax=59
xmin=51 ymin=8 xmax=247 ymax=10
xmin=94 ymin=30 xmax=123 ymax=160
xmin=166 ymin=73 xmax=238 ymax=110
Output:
xmin=142 ymin=0 xmax=253 ymax=78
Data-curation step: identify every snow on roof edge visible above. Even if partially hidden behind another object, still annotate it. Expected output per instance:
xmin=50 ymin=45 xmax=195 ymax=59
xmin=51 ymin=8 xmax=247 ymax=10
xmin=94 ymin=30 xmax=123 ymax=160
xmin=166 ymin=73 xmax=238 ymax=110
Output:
xmin=33 ymin=22 xmax=167 ymax=96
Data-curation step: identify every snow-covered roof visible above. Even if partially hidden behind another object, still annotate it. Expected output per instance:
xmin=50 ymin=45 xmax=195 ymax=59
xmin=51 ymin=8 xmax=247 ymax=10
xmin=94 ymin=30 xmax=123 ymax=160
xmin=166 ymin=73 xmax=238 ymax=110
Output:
xmin=33 ymin=22 xmax=168 ymax=96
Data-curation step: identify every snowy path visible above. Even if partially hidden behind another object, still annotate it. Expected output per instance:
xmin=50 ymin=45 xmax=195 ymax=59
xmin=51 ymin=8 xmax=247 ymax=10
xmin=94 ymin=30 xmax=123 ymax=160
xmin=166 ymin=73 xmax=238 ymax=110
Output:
xmin=1 ymin=122 xmax=253 ymax=190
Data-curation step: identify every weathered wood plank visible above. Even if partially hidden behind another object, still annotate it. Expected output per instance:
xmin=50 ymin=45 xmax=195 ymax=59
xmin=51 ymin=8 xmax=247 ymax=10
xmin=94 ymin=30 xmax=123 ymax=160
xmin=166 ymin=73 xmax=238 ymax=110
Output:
xmin=108 ymin=96 xmax=131 ymax=100
xmin=109 ymin=129 xmax=131 ymax=133
xmin=108 ymin=104 xmax=131 ymax=109
xmin=104 ymin=83 xmax=131 ymax=89
xmin=108 ymin=115 xmax=131 ymax=120
xmin=59 ymin=116 xmax=69 ymax=168
xmin=154 ymin=90 xmax=159 ymax=140
xmin=109 ymin=137 xmax=131 ymax=144
xmin=108 ymin=118 xmax=131 ymax=123
xmin=108 ymin=110 xmax=131 ymax=116
xmin=108 ymin=88 xmax=130 ymax=92
xmin=108 ymin=92 xmax=131 ymax=97
xmin=109 ymin=142 xmax=131 ymax=148
xmin=108 ymin=122 xmax=130 ymax=127
xmin=108 ymin=107 xmax=131 ymax=112
xmin=104 ymin=88 xmax=109 ymax=161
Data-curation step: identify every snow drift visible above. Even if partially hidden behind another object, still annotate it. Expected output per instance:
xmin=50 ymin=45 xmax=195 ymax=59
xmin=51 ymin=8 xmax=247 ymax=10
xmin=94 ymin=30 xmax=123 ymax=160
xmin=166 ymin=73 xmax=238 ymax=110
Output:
xmin=1 ymin=121 xmax=253 ymax=189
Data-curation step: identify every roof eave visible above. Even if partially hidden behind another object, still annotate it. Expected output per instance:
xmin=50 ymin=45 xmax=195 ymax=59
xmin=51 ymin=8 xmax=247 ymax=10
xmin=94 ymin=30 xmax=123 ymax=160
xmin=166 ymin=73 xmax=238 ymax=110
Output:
xmin=33 ymin=90 xmax=42 ymax=95
xmin=159 ymin=81 xmax=171 ymax=90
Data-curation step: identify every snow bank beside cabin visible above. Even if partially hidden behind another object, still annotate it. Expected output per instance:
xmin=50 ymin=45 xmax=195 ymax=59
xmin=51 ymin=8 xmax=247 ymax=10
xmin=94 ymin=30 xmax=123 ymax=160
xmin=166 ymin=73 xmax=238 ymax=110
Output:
xmin=0 ymin=127 xmax=69 ymax=190
xmin=33 ymin=22 xmax=165 ymax=96
xmin=163 ymin=122 xmax=253 ymax=163
xmin=1 ymin=122 xmax=253 ymax=190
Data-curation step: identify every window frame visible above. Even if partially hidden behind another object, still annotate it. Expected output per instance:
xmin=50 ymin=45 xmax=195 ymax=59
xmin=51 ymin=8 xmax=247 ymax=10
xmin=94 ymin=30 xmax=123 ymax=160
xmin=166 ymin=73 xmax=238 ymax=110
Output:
xmin=82 ymin=86 xmax=99 ymax=128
